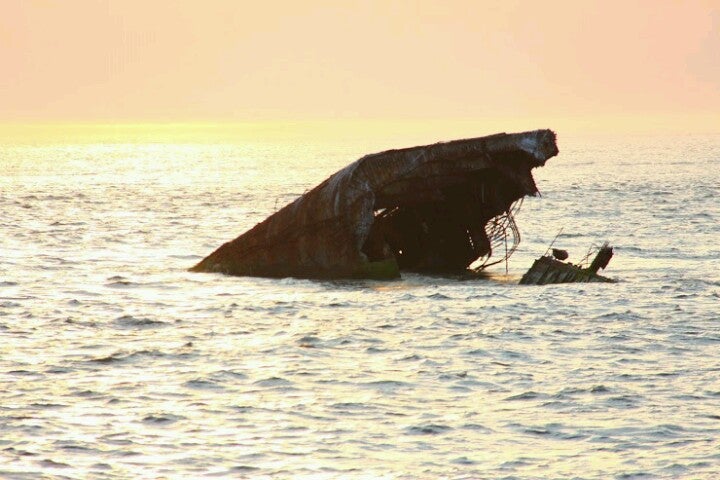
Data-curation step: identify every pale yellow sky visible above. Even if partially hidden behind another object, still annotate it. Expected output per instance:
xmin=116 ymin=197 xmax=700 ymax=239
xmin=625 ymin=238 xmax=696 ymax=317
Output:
xmin=1 ymin=0 xmax=719 ymax=132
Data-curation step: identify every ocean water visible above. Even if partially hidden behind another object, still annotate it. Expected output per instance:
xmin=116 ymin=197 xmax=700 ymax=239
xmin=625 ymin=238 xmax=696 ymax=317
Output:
xmin=1 ymin=131 xmax=719 ymax=479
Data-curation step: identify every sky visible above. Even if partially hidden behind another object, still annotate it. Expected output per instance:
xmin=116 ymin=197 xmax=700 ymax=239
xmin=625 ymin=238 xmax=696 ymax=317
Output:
xmin=1 ymin=0 xmax=719 ymax=133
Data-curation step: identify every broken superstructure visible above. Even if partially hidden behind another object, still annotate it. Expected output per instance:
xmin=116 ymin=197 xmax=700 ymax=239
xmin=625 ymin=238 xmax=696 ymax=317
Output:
xmin=519 ymin=243 xmax=616 ymax=285
xmin=191 ymin=129 xmax=559 ymax=279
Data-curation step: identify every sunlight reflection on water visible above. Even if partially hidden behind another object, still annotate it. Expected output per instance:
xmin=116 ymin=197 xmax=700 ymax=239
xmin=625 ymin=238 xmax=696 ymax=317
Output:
xmin=1 ymin=133 xmax=719 ymax=478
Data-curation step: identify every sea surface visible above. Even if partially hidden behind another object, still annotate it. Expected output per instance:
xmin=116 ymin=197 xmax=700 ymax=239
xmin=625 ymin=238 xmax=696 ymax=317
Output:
xmin=1 ymin=130 xmax=719 ymax=479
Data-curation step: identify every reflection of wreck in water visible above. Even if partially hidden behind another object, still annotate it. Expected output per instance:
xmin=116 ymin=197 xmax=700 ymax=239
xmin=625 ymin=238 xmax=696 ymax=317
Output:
xmin=191 ymin=129 xmax=559 ymax=279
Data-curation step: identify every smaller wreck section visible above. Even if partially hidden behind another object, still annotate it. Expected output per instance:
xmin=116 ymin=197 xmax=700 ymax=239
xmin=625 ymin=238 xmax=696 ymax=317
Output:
xmin=191 ymin=129 xmax=558 ymax=279
xmin=519 ymin=243 xmax=616 ymax=285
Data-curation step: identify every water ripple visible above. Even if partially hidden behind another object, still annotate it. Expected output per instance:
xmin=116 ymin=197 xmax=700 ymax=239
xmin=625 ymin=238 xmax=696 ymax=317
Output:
xmin=3 ymin=137 xmax=720 ymax=479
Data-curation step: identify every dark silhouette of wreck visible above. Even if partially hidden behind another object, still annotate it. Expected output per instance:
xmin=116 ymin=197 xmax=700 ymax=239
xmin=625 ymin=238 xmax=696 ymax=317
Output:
xmin=191 ymin=129 xmax=559 ymax=279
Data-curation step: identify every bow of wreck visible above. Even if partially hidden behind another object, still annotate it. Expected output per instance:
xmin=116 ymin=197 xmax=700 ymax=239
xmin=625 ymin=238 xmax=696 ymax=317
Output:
xmin=191 ymin=129 xmax=559 ymax=279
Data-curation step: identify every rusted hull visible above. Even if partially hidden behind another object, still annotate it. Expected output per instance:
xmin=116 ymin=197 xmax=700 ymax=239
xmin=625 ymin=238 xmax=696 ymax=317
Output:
xmin=192 ymin=129 xmax=559 ymax=279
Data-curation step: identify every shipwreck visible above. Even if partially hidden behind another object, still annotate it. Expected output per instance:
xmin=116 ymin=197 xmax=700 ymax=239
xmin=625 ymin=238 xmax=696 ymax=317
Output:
xmin=191 ymin=129 xmax=559 ymax=279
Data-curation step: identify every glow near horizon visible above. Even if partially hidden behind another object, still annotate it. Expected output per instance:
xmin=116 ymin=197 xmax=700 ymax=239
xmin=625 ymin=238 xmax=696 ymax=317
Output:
xmin=1 ymin=1 xmax=719 ymax=133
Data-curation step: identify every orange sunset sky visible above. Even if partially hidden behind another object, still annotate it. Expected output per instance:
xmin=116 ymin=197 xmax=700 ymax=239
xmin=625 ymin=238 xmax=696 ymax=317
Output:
xmin=1 ymin=0 xmax=719 ymax=134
